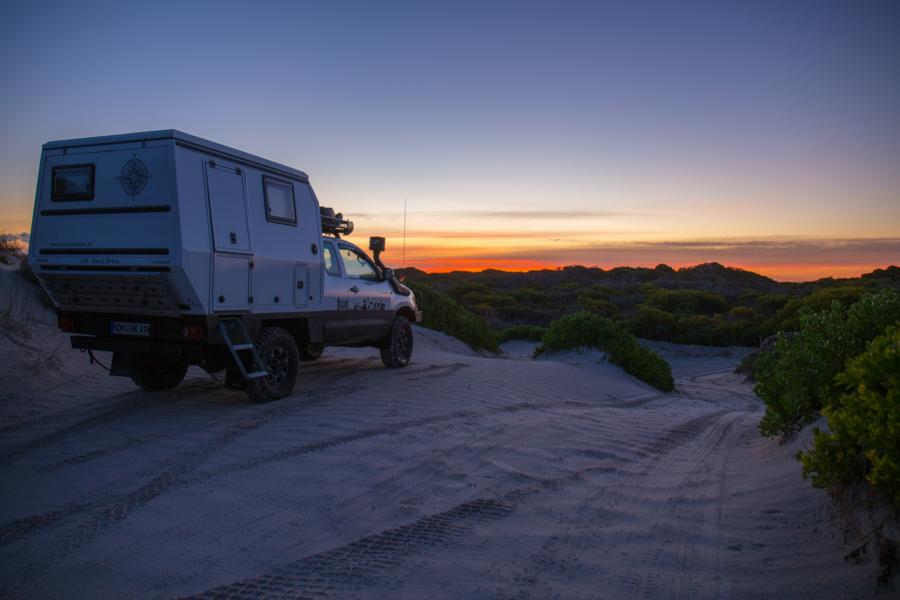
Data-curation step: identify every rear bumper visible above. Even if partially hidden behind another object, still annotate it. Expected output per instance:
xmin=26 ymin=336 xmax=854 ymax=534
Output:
xmin=71 ymin=335 xmax=205 ymax=361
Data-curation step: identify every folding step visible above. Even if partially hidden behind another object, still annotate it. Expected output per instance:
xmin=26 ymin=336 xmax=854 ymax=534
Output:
xmin=219 ymin=318 xmax=267 ymax=383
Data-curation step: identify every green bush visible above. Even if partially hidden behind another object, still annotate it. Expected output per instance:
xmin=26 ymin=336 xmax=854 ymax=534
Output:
xmin=755 ymin=290 xmax=900 ymax=439
xmin=753 ymin=293 xmax=791 ymax=317
xmin=496 ymin=305 xmax=550 ymax=322
xmin=767 ymin=285 xmax=867 ymax=332
xmin=413 ymin=286 xmax=500 ymax=353
xmin=512 ymin=287 xmax=550 ymax=306
xmin=538 ymin=311 xmax=674 ymax=391
xmin=576 ymin=295 xmax=618 ymax=316
xmin=626 ymin=305 xmax=679 ymax=340
xmin=626 ymin=305 xmax=761 ymax=347
xmin=798 ymin=327 xmax=900 ymax=505
xmin=646 ymin=289 xmax=730 ymax=315
xmin=496 ymin=325 xmax=548 ymax=343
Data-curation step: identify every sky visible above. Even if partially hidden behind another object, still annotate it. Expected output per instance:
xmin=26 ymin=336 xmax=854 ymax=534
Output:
xmin=1 ymin=0 xmax=898 ymax=281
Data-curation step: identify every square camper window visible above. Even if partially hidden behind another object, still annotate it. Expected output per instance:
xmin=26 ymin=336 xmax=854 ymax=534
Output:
xmin=52 ymin=164 xmax=95 ymax=201
xmin=263 ymin=175 xmax=296 ymax=225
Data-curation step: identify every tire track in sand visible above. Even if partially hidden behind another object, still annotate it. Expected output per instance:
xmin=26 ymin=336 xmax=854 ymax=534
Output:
xmin=0 ymin=364 xmax=469 ymax=548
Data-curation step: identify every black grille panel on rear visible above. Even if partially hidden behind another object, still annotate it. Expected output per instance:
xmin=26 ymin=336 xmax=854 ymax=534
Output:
xmin=40 ymin=273 xmax=180 ymax=316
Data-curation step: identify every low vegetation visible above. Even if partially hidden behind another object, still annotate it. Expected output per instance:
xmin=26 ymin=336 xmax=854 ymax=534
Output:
xmin=0 ymin=235 xmax=25 ymax=265
xmin=403 ymin=263 xmax=900 ymax=348
xmin=798 ymin=327 xmax=900 ymax=505
xmin=496 ymin=324 xmax=547 ymax=343
xmin=412 ymin=285 xmax=499 ymax=353
xmin=754 ymin=290 xmax=900 ymax=440
xmin=536 ymin=311 xmax=674 ymax=392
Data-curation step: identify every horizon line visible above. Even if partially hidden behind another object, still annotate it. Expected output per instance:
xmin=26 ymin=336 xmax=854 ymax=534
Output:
xmin=397 ymin=261 xmax=899 ymax=284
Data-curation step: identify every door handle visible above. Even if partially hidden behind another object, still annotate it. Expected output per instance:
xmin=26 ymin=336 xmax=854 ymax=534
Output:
xmin=350 ymin=286 xmax=359 ymax=293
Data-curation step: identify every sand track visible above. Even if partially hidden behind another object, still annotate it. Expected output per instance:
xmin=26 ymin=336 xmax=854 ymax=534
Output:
xmin=0 ymin=316 xmax=875 ymax=598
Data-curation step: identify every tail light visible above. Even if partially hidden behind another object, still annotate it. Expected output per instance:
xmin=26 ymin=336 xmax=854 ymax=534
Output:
xmin=182 ymin=324 xmax=206 ymax=340
xmin=58 ymin=316 xmax=76 ymax=332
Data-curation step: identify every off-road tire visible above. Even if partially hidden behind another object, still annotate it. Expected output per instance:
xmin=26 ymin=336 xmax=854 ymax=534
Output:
xmin=131 ymin=360 xmax=188 ymax=391
xmin=298 ymin=343 xmax=324 ymax=362
xmin=380 ymin=316 xmax=413 ymax=368
xmin=246 ymin=326 xmax=299 ymax=403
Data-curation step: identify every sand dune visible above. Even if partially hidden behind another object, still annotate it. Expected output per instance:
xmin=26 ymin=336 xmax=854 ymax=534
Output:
xmin=0 ymin=271 xmax=877 ymax=598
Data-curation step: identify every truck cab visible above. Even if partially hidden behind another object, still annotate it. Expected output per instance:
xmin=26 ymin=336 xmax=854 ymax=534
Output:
xmin=27 ymin=130 xmax=421 ymax=402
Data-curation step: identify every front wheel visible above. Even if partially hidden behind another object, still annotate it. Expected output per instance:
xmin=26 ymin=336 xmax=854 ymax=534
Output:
xmin=246 ymin=326 xmax=299 ymax=403
xmin=380 ymin=316 xmax=413 ymax=368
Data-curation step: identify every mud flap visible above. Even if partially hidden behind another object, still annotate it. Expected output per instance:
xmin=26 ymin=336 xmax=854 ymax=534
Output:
xmin=110 ymin=352 xmax=137 ymax=377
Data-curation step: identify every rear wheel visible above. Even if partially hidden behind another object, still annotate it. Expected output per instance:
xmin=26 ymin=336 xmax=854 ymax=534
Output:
xmin=380 ymin=316 xmax=413 ymax=368
xmin=246 ymin=326 xmax=299 ymax=403
xmin=298 ymin=343 xmax=324 ymax=362
xmin=131 ymin=359 xmax=188 ymax=391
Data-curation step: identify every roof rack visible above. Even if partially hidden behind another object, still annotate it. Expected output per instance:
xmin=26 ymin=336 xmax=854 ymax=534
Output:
xmin=320 ymin=207 xmax=354 ymax=237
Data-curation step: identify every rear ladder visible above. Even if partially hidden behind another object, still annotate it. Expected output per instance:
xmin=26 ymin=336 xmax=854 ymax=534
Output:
xmin=219 ymin=318 xmax=268 ymax=381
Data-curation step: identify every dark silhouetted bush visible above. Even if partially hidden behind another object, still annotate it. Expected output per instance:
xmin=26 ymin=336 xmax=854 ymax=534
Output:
xmin=646 ymin=289 xmax=730 ymax=315
xmin=577 ymin=295 xmax=618 ymax=316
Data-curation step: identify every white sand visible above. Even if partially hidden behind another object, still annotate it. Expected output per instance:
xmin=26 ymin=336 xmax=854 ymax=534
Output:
xmin=0 ymin=272 xmax=878 ymax=598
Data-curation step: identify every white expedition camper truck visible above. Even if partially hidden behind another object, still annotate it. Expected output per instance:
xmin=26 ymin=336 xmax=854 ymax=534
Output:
xmin=28 ymin=130 xmax=421 ymax=402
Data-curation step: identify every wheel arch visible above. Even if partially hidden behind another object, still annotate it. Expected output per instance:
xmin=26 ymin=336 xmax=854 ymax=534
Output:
xmin=259 ymin=317 xmax=311 ymax=348
xmin=396 ymin=306 xmax=416 ymax=323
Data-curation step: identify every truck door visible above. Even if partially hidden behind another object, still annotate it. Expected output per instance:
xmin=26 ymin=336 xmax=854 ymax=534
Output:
xmin=320 ymin=239 xmax=351 ymax=341
xmin=206 ymin=161 xmax=252 ymax=311
xmin=338 ymin=243 xmax=392 ymax=339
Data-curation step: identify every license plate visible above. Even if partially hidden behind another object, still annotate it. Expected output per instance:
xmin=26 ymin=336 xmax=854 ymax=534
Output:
xmin=110 ymin=321 xmax=151 ymax=336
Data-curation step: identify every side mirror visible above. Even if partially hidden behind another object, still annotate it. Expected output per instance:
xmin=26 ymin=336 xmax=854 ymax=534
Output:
xmin=382 ymin=268 xmax=394 ymax=281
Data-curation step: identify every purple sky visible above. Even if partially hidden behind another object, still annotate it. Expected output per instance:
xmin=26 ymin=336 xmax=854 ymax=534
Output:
xmin=1 ymin=1 xmax=898 ymax=279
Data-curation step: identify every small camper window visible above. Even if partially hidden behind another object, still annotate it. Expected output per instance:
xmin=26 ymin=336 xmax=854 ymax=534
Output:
xmin=263 ymin=176 xmax=296 ymax=225
xmin=52 ymin=164 xmax=94 ymax=201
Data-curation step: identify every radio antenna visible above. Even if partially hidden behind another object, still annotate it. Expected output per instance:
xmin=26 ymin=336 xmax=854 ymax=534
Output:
xmin=402 ymin=197 xmax=407 ymax=271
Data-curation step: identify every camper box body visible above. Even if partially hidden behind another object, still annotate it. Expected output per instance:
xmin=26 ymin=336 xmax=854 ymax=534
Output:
xmin=28 ymin=130 xmax=420 ymax=368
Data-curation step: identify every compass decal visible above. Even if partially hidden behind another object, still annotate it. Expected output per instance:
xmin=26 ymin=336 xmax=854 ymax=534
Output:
xmin=118 ymin=158 xmax=150 ymax=196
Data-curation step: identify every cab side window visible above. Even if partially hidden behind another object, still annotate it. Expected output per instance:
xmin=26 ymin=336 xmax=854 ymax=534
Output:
xmin=322 ymin=242 xmax=342 ymax=277
xmin=339 ymin=247 xmax=379 ymax=281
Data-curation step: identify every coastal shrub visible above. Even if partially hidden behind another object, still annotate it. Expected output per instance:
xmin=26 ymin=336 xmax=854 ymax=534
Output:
xmin=767 ymin=285 xmax=867 ymax=332
xmin=755 ymin=290 xmax=900 ymax=439
xmin=0 ymin=236 xmax=25 ymax=263
xmin=626 ymin=305 xmax=761 ymax=347
xmin=576 ymin=295 xmax=618 ymax=316
xmin=538 ymin=311 xmax=674 ymax=392
xmin=753 ymin=293 xmax=791 ymax=317
xmin=512 ymin=287 xmax=550 ymax=306
xmin=496 ymin=325 xmax=548 ymax=343
xmin=645 ymin=289 xmax=730 ymax=315
xmin=496 ymin=305 xmax=548 ymax=322
xmin=798 ymin=327 xmax=900 ymax=505
xmin=627 ymin=305 xmax=679 ymax=340
xmin=413 ymin=285 xmax=500 ymax=353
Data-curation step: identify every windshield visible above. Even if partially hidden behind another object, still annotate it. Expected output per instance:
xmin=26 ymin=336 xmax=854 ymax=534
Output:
xmin=339 ymin=246 xmax=379 ymax=281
